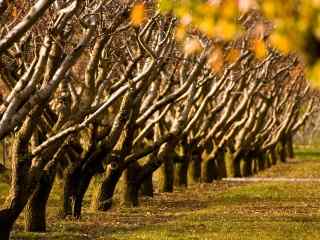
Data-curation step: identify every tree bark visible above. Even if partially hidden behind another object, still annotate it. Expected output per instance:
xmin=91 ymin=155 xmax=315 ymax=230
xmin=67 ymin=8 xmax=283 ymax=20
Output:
xmin=174 ymin=157 xmax=189 ymax=187
xmin=227 ymin=150 xmax=241 ymax=177
xmin=91 ymin=164 xmax=123 ymax=211
xmin=286 ymin=134 xmax=294 ymax=158
xmin=140 ymin=173 xmax=154 ymax=197
xmin=233 ymin=156 xmax=242 ymax=177
xmin=0 ymin=209 xmax=17 ymax=240
xmin=72 ymin=171 xmax=95 ymax=219
xmin=121 ymin=162 xmax=142 ymax=207
xmin=270 ymin=149 xmax=278 ymax=165
xmin=242 ymin=156 xmax=253 ymax=177
xmin=59 ymin=165 xmax=75 ymax=218
xmin=258 ymin=154 xmax=266 ymax=171
xmin=24 ymin=168 xmax=56 ymax=232
xmin=158 ymin=155 xmax=174 ymax=193
xmin=277 ymin=141 xmax=287 ymax=163
xmin=201 ymin=157 xmax=216 ymax=183
xmin=216 ymin=149 xmax=227 ymax=178
xmin=188 ymin=153 xmax=202 ymax=183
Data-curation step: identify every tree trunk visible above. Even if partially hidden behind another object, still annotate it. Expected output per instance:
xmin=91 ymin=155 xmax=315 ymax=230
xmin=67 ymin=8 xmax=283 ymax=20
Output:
xmin=278 ymin=141 xmax=287 ymax=163
xmin=158 ymin=155 xmax=174 ymax=193
xmin=24 ymin=168 xmax=56 ymax=232
xmin=233 ymin=156 xmax=242 ymax=177
xmin=73 ymin=171 xmax=95 ymax=219
xmin=252 ymin=158 xmax=258 ymax=174
xmin=227 ymin=150 xmax=241 ymax=177
xmin=140 ymin=173 xmax=154 ymax=197
xmin=286 ymin=134 xmax=294 ymax=158
xmin=174 ymin=157 xmax=189 ymax=187
xmin=258 ymin=154 xmax=266 ymax=171
xmin=91 ymin=164 xmax=123 ymax=211
xmin=201 ymin=157 xmax=216 ymax=183
xmin=188 ymin=153 xmax=201 ymax=183
xmin=122 ymin=162 xmax=141 ymax=207
xmin=266 ymin=154 xmax=272 ymax=168
xmin=216 ymin=149 xmax=227 ymax=178
xmin=270 ymin=149 xmax=278 ymax=165
xmin=242 ymin=156 xmax=253 ymax=177
xmin=59 ymin=166 xmax=75 ymax=218
xmin=60 ymin=154 xmax=105 ymax=218
xmin=0 ymin=209 xmax=17 ymax=240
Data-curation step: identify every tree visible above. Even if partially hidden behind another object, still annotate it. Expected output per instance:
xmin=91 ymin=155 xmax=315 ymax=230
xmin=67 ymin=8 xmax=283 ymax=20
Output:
xmin=0 ymin=1 xmax=316 ymax=239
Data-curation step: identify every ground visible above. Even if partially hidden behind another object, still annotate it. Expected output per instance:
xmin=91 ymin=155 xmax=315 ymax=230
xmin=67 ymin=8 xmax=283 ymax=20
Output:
xmin=1 ymin=147 xmax=320 ymax=239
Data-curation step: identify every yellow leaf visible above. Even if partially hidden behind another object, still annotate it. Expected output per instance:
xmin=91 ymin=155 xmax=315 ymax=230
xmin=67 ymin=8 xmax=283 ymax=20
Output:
xmin=262 ymin=1 xmax=277 ymax=18
xmin=214 ymin=20 xmax=237 ymax=40
xmin=270 ymin=33 xmax=290 ymax=53
xmin=175 ymin=24 xmax=186 ymax=41
xmin=12 ymin=7 xmax=17 ymax=17
xmin=221 ymin=0 xmax=238 ymax=19
xmin=184 ymin=38 xmax=202 ymax=56
xmin=198 ymin=18 xmax=215 ymax=37
xmin=208 ymin=48 xmax=224 ymax=72
xmin=181 ymin=14 xmax=192 ymax=26
xmin=238 ymin=0 xmax=258 ymax=13
xmin=226 ymin=48 xmax=240 ymax=64
xmin=308 ymin=61 xmax=320 ymax=88
xmin=313 ymin=0 xmax=320 ymax=8
xmin=251 ymin=38 xmax=267 ymax=59
xmin=131 ymin=3 xmax=145 ymax=26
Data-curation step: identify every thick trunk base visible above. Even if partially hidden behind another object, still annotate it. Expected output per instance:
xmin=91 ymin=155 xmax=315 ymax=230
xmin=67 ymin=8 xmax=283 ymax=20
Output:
xmin=241 ymin=157 xmax=253 ymax=177
xmin=0 ymin=209 xmax=15 ymax=240
xmin=141 ymin=173 xmax=154 ymax=197
xmin=158 ymin=158 xmax=174 ymax=193
xmin=201 ymin=157 xmax=216 ymax=183
xmin=122 ymin=162 xmax=142 ymax=207
xmin=174 ymin=158 xmax=189 ymax=187
xmin=24 ymin=170 xmax=55 ymax=232
xmin=188 ymin=154 xmax=201 ymax=183
xmin=91 ymin=166 xmax=123 ymax=211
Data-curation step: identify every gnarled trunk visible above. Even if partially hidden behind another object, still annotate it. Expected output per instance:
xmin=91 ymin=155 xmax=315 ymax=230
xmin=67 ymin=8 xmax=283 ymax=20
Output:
xmin=277 ymin=139 xmax=287 ymax=163
xmin=158 ymin=155 xmax=174 ymax=193
xmin=188 ymin=153 xmax=202 ymax=183
xmin=140 ymin=173 xmax=154 ymax=197
xmin=270 ymin=149 xmax=278 ymax=165
xmin=72 ymin=170 xmax=95 ymax=219
xmin=242 ymin=155 xmax=253 ymax=177
xmin=258 ymin=154 xmax=266 ymax=171
xmin=286 ymin=134 xmax=294 ymax=158
xmin=216 ymin=149 xmax=227 ymax=178
xmin=227 ymin=150 xmax=241 ymax=177
xmin=201 ymin=156 xmax=216 ymax=183
xmin=174 ymin=156 xmax=189 ymax=187
xmin=91 ymin=164 xmax=123 ymax=211
xmin=0 ymin=209 xmax=18 ymax=240
xmin=24 ymin=167 xmax=56 ymax=232
xmin=59 ymin=165 xmax=76 ymax=218
xmin=233 ymin=156 xmax=242 ymax=177
xmin=122 ymin=162 xmax=142 ymax=207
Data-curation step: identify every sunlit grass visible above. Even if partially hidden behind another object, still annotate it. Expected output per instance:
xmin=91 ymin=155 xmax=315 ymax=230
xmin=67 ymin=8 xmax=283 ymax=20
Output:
xmin=7 ymin=146 xmax=320 ymax=239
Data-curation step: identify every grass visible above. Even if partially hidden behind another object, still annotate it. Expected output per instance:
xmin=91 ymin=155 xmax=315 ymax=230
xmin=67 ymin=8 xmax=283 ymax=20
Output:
xmin=108 ymin=181 xmax=320 ymax=240
xmin=1 ymin=147 xmax=320 ymax=239
xmin=0 ymin=167 xmax=10 ymax=205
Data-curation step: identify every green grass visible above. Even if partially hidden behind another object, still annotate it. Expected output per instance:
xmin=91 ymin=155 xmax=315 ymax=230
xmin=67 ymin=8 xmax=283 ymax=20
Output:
xmin=109 ymin=182 xmax=320 ymax=240
xmin=6 ymin=147 xmax=320 ymax=239
xmin=295 ymin=146 xmax=320 ymax=161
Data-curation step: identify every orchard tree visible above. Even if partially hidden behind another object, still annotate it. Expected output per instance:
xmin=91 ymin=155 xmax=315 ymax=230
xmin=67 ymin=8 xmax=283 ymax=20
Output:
xmin=0 ymin=1 xmax=317 ymax=239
